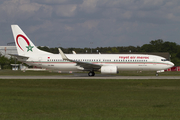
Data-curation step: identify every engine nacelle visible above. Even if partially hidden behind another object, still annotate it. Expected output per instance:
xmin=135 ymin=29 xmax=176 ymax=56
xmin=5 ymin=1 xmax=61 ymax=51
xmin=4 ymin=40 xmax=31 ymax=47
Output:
xmin=157 ymin=70 xmax=164 ymax=73
xmin=101 ymin=66 xmax=118 ymax=74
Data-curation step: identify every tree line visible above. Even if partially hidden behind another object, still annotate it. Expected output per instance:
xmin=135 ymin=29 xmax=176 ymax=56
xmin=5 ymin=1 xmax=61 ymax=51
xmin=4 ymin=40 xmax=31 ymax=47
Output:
xmin=38 ymin=39 xmax=180 ymax=65
xmin=0 ymin=55 xmax=18 ymax=69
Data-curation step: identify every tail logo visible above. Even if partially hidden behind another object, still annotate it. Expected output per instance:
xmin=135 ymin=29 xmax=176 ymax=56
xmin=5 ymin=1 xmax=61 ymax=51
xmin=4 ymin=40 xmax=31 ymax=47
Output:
xmin=16 ymin=34 xmax=34 ymax=52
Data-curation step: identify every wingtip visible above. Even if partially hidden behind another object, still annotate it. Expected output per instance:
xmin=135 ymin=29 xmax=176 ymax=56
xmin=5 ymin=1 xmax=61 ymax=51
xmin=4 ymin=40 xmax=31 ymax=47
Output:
xmin=11 ymin=24 xmax=18 ymax=27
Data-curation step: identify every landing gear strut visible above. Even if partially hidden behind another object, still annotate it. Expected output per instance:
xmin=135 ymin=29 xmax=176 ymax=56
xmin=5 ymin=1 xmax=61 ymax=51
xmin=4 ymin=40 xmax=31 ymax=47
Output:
xmin=155 ymin=73 xmax=159 ymax=76
xmin=88 ymin=71 xmax=95 ymax=76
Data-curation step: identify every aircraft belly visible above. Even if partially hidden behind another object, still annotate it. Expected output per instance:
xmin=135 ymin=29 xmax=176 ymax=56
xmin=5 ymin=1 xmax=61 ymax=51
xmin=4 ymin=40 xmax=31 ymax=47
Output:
xmin=117 ymin=64 xmax=155 ymax=71
xmin=57 ymin=64 xmax=78 ymax=71
xmin=117 ymin=64 xmax=144 ymax=71
xmin=117 ymin=63 xmax=169 ymax=71
xmin=41 ymin=63 xmax=78 ymax=71
xmin=148 ymin=64 xmax=169 ymax=71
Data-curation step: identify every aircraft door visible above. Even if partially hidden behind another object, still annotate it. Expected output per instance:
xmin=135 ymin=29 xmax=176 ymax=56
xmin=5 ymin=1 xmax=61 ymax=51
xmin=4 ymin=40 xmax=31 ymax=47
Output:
xmin=153 ymin=57 xmax=157 ymax=65
xmin=38 ymin=57 xmax=42 ymax=67
xmin=99 ymin=58 xmax=103 ymax=65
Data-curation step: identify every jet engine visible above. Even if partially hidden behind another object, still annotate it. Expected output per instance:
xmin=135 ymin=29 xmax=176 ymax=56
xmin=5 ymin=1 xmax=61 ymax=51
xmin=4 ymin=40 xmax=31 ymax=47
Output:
xmin=101 ymin=66 xmax=118 ymax=74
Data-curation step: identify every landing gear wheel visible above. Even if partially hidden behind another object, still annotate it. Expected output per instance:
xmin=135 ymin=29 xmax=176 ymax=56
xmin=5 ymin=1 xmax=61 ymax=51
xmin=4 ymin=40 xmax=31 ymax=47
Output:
xmin=155 ymin=73 xmax=159 ymax=76
xmin=88 ymin=72 xmax=95 ymax=76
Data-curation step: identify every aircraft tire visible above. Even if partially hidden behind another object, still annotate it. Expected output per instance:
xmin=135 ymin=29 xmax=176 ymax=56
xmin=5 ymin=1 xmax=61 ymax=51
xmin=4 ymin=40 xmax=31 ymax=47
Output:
xmin=88 ymin=72 xmax=95 ymax=76
xmin=156 ymin=73 xmax=159 ymax=76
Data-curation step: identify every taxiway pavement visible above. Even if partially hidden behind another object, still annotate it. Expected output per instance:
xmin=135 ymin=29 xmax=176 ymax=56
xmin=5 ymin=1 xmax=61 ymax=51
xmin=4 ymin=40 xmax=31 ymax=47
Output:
xmin=0 ymin=74 xmax=180 ymax=79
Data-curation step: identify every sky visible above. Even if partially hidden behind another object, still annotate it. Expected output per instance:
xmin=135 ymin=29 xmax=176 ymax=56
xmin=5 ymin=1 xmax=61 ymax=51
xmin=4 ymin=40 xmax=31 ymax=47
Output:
xmin=0 ymin=0 xmax=180 ymax=48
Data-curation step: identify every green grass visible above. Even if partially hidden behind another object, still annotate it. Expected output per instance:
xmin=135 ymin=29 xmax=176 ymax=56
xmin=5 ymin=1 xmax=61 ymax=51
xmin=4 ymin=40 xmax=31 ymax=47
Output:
xmin=0 ymin=79 xmax=180 ymax=120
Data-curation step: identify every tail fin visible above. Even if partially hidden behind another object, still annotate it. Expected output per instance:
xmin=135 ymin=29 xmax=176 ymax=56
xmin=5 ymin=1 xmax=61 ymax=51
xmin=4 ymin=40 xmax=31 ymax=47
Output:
xmin=11 ymin=25 xmax=50 ymax=55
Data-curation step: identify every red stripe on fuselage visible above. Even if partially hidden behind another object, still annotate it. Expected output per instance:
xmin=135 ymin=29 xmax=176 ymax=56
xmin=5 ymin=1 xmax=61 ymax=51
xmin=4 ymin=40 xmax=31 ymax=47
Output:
xmin=24 ymin=62 xmax=172 ymax=66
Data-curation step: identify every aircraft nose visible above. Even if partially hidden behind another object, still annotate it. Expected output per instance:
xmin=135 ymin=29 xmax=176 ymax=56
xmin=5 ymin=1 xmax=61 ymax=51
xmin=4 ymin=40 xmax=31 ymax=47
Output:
xmin=170 ymin=62 xmax=174 ymax=67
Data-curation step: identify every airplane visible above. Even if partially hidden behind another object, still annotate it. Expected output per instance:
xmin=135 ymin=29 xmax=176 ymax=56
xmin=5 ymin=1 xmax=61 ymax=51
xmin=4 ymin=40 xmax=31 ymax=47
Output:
xmin=10 ymin=25 xmax=174 ymax=76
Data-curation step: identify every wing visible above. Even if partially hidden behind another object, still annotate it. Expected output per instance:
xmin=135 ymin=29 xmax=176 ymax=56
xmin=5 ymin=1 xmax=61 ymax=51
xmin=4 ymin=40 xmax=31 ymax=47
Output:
xmin=58 ymin=48 xmax=101 ymax=71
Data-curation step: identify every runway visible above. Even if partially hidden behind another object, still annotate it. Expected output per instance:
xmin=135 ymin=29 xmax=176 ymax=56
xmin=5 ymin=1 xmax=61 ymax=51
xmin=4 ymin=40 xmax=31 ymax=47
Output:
xmin=0 ymin=74 xmax=180 ymax=79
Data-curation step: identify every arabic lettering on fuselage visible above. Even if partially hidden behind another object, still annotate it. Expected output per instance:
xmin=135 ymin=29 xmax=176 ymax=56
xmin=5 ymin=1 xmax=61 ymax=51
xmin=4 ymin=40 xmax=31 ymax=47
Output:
xmin=119 ymin=56 xmax=149 ymax=59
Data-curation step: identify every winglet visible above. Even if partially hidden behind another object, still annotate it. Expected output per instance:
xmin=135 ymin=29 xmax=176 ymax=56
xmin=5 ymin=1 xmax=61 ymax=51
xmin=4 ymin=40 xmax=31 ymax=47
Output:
xmin=58 ymin=48 xmax=69 ymax=60
xmin=72 ymin=51 xmax=76 ymax=54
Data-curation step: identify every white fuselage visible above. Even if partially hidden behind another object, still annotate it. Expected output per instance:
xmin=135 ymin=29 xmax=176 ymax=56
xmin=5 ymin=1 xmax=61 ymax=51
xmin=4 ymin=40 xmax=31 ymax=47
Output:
xmin=19 ymin=54 xmax=174 ymax=72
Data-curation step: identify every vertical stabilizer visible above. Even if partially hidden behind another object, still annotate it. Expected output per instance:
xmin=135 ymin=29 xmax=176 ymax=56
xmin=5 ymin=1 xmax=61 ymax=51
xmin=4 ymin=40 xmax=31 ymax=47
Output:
xmin=11 ymin=25 xmax=49 ymax=56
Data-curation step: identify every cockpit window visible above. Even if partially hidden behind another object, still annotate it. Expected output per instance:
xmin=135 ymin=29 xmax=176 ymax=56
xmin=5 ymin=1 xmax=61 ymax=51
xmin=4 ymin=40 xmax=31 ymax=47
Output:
xmin=161 ymin=59 xmax=168 ymax=61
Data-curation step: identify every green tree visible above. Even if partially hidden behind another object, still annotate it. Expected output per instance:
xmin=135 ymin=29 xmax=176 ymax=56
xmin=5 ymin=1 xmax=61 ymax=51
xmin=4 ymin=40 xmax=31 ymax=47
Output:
xmin=162 ymin=41 xmax=177 ymax=53
xmin=140 ymin=44 xmax=154 ymax=52
xmin=0 ymin=56 xmax=10 ymax=69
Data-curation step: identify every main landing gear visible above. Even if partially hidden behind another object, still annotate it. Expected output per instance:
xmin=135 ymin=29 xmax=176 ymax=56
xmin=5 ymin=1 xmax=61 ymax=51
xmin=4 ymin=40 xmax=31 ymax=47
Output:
xmin=155 ymin=73 xmax=159 ymax=76
xmin=88 ymin=71 xmax=95 ymax=76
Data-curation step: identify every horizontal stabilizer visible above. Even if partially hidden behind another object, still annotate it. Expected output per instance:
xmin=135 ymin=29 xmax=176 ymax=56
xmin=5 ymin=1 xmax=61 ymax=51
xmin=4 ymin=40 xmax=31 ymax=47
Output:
xmin=9 ymin=54 xmax=29 ymax=59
